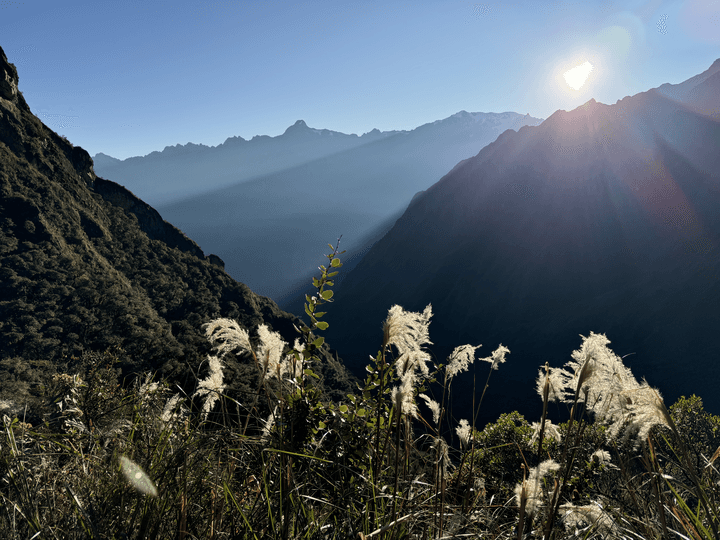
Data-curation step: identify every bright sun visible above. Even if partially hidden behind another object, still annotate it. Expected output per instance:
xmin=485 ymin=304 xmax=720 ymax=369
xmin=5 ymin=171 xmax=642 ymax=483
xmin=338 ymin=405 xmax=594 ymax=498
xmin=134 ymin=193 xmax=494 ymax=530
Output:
xmin=563 ymin=61 xmax=594 ymax=90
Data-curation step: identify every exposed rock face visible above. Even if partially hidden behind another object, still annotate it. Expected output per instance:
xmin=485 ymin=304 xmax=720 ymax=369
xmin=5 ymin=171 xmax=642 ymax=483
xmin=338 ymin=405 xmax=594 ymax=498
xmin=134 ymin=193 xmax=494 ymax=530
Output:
xmin=207 ymin=253 xmax=225 ymax=269
xmin=0 ymin=49 xmax=19 ymax=101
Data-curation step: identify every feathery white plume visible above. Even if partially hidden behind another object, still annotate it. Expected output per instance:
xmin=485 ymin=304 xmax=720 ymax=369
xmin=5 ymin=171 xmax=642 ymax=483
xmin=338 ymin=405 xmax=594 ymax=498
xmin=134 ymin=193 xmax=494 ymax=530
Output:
xmin=420 ymin=394 xmax=441 ymax=425
xmin=256 ymin=324 xmax=289 ymax=381
xmin=445 ymin=344 xmax=480 ymax=379
xmin=204 ymin=318 xmax=252 ymax=357
xmin=560 ymin=501 xmax=619 ymax=536
xmin=192 ymin=355 xmax=225 ymax=420
xmin=456 ymin=419 xmax=472 ymax=450
xmin=391 ymin=374 xmax=419 ymax=418
xmin=480 ymin=344 xmax=510 ymax=370
xmin=530 ymin=419 xmax=562 ymax=445
xmin=160 ymin=393 xmax=185 ymax=425
xmin=515 ymin=459 xmax=560 ymax=515
xmin=383 ymin=304 xmax=433 ymax=380
xmin=542 ymin=332 xmax=672 ymax=447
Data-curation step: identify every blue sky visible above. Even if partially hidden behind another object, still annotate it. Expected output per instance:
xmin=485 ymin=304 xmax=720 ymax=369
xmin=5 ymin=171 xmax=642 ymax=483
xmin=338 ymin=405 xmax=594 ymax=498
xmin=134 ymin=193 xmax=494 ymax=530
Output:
xmin=1 ymin=0 xmax=718 ymax=160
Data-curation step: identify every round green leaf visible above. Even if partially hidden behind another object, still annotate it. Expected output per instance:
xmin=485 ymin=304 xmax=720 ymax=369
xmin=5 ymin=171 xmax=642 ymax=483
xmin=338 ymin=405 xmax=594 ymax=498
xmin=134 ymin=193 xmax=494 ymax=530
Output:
xmin=304 ymin=368 xmax=319 ymax=379
xmin=321 ymin=290 xmax=334 ymax=300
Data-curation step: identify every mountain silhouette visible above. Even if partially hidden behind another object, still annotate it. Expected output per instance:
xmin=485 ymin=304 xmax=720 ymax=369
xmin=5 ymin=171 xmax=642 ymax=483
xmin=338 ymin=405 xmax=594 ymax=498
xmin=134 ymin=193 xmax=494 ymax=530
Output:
xmin=320 ymin=59 xmax=720 ymax=426
xmin=142 ymin=111 xmax=543 ymax=301
xmin=0 ymin=45 xmax=355 ymax=422
xmin=92 ymin=120 xmax=401 ymax=206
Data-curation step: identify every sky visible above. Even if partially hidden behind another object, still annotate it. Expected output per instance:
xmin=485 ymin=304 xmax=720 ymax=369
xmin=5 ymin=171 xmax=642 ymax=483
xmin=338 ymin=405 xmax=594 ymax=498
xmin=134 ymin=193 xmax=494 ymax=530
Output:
xmin=1 ymin=0 xmax=718 ymax=161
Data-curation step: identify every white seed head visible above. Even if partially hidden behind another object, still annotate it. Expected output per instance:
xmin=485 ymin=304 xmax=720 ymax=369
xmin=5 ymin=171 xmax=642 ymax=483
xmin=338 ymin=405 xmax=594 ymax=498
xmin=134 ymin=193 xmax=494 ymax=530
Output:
xmin=456 ymin=419 xmax=472 ymax=449
xmin=515 ymin=459 xmax=560 ymax=515
xmin=256 ymin=324 xmax=289 ymax=381
xmin=446 ymin=344 xmax=480 ymax=379
xmin=192 ymin=355 xmax=226 ymax=420
xmin=204 ymin=318 xmax=252 ymax=358
xmin=419 ymin=394 xmax=441 ymax=425
xmin=383 ymin=304 xmax=433 ymax=357
xmin=530 ymin=419 xmax=562 ymax=445
xmin=481 ymin=344 xmax=510 ymax=370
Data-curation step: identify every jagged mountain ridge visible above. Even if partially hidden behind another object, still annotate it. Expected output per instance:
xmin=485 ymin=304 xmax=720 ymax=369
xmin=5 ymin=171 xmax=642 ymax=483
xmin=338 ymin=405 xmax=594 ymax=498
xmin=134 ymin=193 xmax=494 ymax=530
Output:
xmin=93 ymin=114 xmax=541 ymax=208
xmin=148 ymin=110 xmax=543 ymax=301
xmin=319 ymin=58 xmax=720 ymax=425
xmin=0 ymin=45 xmax=356 ymax=420
xmin=92 ymin=120 xmax=404 ymax=206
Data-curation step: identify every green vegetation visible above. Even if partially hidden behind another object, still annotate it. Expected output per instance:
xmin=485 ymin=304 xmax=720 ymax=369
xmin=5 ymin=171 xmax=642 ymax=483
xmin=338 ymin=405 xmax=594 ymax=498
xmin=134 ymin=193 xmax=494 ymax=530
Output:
xmin=2 ymin=240 xmax=720 ymax=539
xmin=0 ymin=147 xmax=356 ymax=418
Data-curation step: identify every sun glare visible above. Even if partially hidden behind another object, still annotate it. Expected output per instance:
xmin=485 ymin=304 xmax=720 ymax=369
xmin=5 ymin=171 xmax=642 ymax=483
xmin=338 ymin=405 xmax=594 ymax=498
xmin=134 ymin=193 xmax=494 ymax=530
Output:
xmin=563 ymin=61 xmax=594 ymax=90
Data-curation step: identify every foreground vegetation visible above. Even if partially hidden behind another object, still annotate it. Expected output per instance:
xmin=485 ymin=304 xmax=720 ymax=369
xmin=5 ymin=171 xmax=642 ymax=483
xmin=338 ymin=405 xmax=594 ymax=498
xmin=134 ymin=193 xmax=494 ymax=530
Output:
xmin=2 ymin=240 xmax=720 ymax=539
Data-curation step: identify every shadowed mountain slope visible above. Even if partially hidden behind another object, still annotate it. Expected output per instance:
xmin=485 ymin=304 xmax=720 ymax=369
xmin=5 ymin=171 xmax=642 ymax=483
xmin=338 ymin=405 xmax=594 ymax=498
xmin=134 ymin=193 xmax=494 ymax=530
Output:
xmin=92 ymin=120 xmax=403 ymax=207
xmin=0 ymin=45 xmax=355 ymax=421
xmin=153 ymin=111 xmax=543 ymax=301
xmin=320 ymin=59 xmax=720 ymax=425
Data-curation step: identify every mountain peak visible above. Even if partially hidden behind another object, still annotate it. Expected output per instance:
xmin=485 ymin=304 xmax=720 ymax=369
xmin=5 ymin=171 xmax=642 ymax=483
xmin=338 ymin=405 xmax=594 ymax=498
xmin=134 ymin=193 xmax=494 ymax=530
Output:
xmin=544 ymin=97 xmax=603 ymax=125
xmin=283 ymin=119 xmax=309 ymax=135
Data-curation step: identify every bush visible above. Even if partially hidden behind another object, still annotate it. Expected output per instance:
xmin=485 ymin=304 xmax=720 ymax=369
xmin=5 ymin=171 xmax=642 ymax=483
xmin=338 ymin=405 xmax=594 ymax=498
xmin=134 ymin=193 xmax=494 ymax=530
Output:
xmin=1 ymin=239 xmax=719 ymax=539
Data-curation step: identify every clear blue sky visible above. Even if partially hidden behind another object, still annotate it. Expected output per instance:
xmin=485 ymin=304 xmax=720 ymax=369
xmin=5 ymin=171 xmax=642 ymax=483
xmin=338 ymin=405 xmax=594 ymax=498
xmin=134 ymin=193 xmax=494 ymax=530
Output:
xmin=1 ymin=0 xmax=718 ymax=160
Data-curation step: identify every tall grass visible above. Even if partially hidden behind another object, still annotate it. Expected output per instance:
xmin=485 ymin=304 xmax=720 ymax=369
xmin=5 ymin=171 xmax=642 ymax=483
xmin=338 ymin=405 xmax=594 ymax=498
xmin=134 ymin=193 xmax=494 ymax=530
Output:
xmin=2 ymin=238 xmax=720 ymax=539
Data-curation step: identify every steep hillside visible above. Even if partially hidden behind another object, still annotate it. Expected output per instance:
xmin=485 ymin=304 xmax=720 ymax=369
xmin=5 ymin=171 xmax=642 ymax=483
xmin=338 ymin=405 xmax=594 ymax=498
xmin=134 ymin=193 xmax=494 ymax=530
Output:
xmin=0 ymin=45 xmax=355 ymax=422
xmin=321 ymin=59 xmax=720 ymax=425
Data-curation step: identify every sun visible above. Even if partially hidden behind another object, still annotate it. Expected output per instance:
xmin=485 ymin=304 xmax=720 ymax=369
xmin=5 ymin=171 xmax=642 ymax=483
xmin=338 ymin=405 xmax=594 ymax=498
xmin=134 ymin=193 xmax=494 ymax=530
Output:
xmin=563 ymin=61 xmax=594 ymax=90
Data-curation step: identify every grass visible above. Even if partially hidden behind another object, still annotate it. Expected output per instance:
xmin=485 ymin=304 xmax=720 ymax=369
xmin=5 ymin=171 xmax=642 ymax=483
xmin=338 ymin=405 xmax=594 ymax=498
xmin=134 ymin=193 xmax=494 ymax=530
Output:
xmin=2 ymin=238 xmax=720 ymax=539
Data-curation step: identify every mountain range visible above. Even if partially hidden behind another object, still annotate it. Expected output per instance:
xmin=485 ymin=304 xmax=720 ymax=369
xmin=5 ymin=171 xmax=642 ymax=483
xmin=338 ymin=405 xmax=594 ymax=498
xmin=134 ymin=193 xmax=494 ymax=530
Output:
xmin=92 ymin=121 xmax=403 ymax=206
xmin=0 ymin=45 xmax=355 ymax=422
xmin=317 ymin=58 xmax=720 ymax=425
xmin=4 ymin=37 xmax=720 ymax=430
xmin=93 ymin=111 xmax=543 ymax=302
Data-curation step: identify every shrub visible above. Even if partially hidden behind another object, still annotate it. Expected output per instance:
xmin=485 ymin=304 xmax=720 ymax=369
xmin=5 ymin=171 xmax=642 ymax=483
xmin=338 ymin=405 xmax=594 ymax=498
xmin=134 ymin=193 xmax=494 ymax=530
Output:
xmin=1 ymin=239 xmax=719 ymax=539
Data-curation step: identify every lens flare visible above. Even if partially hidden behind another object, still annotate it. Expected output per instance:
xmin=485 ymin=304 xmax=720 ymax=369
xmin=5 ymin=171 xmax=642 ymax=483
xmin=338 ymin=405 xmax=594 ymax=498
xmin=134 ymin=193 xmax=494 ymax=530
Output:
xmin=564 ymin=61 xmax=594 ymax=90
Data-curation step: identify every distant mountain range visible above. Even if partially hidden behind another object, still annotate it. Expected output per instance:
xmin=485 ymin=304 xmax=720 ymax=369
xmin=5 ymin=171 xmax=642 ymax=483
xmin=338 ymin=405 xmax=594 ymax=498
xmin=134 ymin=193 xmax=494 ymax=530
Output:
xmin=0 ymin=45 xmax=355 ymax=422
xmin=316 ymin=58 xmax=720 ymax=425
xmin=6 ymin=36 xmax=719 ymax=432
xmin=92 ymin=120 xmax=405 ymax=206
xmin=93 ymin=112 xmax=544 ymax=302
